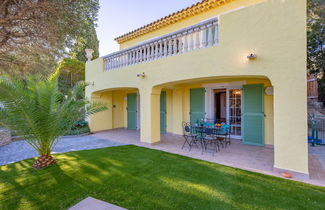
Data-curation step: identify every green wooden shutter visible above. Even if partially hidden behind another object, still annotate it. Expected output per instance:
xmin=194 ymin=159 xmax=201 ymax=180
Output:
xmin=242 ymin=84 xmax=264 ymax=146
xmin=160 ymin=91 xmax=167 ymax=134
xmin=127 ymin=93 xmax=137 ymax=130
xmin=190 ymin=88 xmax=205 ymax=125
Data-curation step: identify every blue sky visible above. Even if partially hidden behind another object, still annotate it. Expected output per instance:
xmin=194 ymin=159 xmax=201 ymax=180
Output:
xmin=96 ymin=0 xmax=200 ymax=56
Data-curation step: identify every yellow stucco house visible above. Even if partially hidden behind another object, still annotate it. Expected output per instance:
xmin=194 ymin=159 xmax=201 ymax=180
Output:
xmin=86 ymin=0 xmax=308 ymax=177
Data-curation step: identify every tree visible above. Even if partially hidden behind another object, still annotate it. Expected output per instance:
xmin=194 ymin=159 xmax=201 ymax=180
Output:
xmin=0 ymin=0 xmax=99 ymax=76
xmin=71 ymin=22 xmax=100 ymax=62
xmin=307 ymin=0 xmax=325 ymax=74
xmin=55 ymin=58 xmax=86 ymax=95
xmin=307 ymin=0 xmax=325 ymax=103
xmin=0 ymin=75 xmax=107 ymax=168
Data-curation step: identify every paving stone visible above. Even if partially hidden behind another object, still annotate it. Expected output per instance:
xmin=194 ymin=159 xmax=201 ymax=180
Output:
xmin=69 ymin=197 xmax=126 ymax=210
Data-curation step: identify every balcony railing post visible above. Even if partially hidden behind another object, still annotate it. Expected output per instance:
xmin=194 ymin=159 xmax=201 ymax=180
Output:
xmin=139 ymin=47 xmax=142 ymax=63
xmin=183 ymin=31 xmax=188 ymax=53
xmin=118 ymin=55 xmax=122 ymax=68
xmin=121 ymin=53 xmax=126 ymax=67
xmin=172 ymin=35 xmax=177 ymax=55
xmin=207 ymin=23 xmax=213 ymax=47
xmin=213 ymin=21 xmax=218 ymax=46
xmin=168 ymin=38 xmax=172 ymax=56
xmin=154 ymin=41 xmax=159 ymax=59
xmin=201 ymin=25 xmax=207 ymax=48
xmin=132 ymin=49 xmax=135 ymax=64
xmin=149 ymin=43 xmax=154 ymax=60
xmin=189 ymin=29 xmax=194 ymax=51
xmin=163 ymin=39 xmax=167 ymax=57
xmin=158 ymin=40 xmax=163 ymax=58
xmin=135 ymin=49 xmax=138 ymax=64
xmin=177 ymin=34 xmax=183 ymax=54
xmin=195 ymin=27 xmax=200 ymax=50
xmin=120 ymin=53 xmax=124 ymax=67
xmin=143 ymin=45 xmax=148 ymax=61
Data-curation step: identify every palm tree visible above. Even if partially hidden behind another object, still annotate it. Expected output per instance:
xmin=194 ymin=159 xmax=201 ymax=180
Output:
xmin=0 ymin=75 xmax=107 ymax=168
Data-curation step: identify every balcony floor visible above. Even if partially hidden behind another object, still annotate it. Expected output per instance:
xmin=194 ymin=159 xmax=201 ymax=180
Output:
xmin=93 ymin=128 xmax=325 ymax=186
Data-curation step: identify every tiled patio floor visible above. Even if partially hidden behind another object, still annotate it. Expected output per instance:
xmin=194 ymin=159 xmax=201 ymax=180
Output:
xmin=93 ymin=129 xmax=325 ymax=186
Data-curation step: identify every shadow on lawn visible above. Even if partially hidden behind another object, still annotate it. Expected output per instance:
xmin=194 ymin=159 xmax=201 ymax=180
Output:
xmin=1 ymin=145 xmax=325 ymax=209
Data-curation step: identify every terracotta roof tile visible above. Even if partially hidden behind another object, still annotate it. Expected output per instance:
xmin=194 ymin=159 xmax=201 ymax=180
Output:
xmin=114 ymin=0 xmax=233 ymax=44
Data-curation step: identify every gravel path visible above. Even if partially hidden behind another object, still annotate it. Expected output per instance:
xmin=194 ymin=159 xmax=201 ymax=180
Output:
xmin=0 ymin=135 xmax=126 ymax=166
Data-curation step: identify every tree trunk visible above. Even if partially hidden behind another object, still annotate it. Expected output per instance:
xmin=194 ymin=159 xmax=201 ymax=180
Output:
xmin=32 ymin=155 xmax=56 ymax=169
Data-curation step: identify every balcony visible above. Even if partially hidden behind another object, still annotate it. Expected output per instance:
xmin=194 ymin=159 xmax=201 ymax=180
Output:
xmin=103 ymin=17 xmax=218 ymax=71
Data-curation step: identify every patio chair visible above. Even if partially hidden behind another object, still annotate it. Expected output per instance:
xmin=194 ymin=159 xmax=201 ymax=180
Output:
xmin=181 ymin=122 xmax=199 ymax=151
xmin=201 ymin=127 xmax=220 ymax=155
xmin=216 ymin=124 xmax=231 ymax=148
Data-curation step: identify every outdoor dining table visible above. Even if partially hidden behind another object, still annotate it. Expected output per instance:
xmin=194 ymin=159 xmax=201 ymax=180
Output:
xmin=191 ymin=125 xmax=223 ymax=154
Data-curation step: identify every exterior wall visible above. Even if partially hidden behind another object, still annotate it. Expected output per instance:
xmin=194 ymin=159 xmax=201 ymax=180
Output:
xmin=89 ymin=92 xmax=113 ymax=132
xmin=112 ymin=91 xmax=125 ymax=129
xmin=119 ymin=0 xmax=264 ymax=49
xmin=86 ymin=0 xmax=307 ymax=174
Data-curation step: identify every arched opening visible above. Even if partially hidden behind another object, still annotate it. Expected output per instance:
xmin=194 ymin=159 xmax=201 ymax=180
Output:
xmin=89 ymin=88 xmax=140 ymax=135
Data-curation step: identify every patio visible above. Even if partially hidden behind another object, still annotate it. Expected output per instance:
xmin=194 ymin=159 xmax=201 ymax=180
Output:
xmin=93 ymin=129 xmax=325 ymax=186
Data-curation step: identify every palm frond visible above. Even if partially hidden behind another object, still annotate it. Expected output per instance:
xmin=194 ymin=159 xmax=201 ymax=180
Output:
xmin=0 ymin=75 xmax=106 ymax=156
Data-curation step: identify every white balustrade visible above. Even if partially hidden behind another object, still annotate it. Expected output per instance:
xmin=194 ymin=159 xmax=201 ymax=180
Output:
xmin=103 ymin=17 xmax=218 ymax=71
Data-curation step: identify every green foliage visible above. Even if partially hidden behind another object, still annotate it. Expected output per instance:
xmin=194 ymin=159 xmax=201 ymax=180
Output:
xmin=65 ymin=120 xmax=90 ymax=136
xmin=307 ymin=0 xmax=325 ymax=103
xmin=55 ymin=58 xmax=86 ymax=94
xmin=0 ymin=0 xmax=99 ymax=76
xmin=307 ymin=0 xmax=325 ymax=74
xmin=1 ymin=146 xmax=325 ymax=209
xmin=71 ymin=23 xmax=100 ymax=62
xmin=0 ymin=75 xmax=107 ymax=156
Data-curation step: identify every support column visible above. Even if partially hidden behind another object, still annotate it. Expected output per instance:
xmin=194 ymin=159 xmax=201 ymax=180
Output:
xmin=172 ymin=88 xmax=184 ymax=135
xmin=139 ymin=87 xmax=161 ymax=143
xmin=273 ymin=81 xmax=308 ymax=176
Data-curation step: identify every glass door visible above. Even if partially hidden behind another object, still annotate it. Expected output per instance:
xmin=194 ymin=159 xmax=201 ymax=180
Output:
xmin=227 ymin=89 xmax=242 ymax=138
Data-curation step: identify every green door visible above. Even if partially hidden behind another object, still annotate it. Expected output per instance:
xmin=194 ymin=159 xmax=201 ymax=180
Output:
xmin=160 ymin=91 xmax=167 ymax=134
xmin=242 ymin=84 xmax=264 ymax=146
xmin=190 ymin=88 xmax=205 ymax=125
xmin=127 ymin=93 xmax=137 ymax=130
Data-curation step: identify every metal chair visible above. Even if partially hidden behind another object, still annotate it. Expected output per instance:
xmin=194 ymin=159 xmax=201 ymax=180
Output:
xmin=216 ymin=124 xmax=231 ymax=148
xmin=181 ymin=122 xmax=199 ymax=151
xmin=201 ymin=127 xmax=220 ymax=155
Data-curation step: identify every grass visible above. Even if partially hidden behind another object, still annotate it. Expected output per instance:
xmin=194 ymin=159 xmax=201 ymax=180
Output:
xmin=0 ymin=145 xmax=324 ymax=210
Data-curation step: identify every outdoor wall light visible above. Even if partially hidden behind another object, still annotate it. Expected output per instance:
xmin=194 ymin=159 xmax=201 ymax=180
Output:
xmin=247 ymin=53 xmax=257 ymax=60
xmin=137 ymin=72 xmax=145 ymax=78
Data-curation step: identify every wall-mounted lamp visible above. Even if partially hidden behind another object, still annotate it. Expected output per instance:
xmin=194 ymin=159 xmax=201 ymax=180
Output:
xmin=247 ymin=53 xmax=257 ymax=60
xmin=137 ymin=72 xmax=145 ymax=78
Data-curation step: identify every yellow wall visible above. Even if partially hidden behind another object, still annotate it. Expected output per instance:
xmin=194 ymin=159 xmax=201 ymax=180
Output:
xmin=86 ymin=0 xmax=307 ymax=174
xmin=112 ymin=91 xmax=125 ymax=128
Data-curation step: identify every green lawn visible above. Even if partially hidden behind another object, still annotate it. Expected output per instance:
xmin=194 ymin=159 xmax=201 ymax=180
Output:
xmin=0 ymin=145 xmax=324 ymax=210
